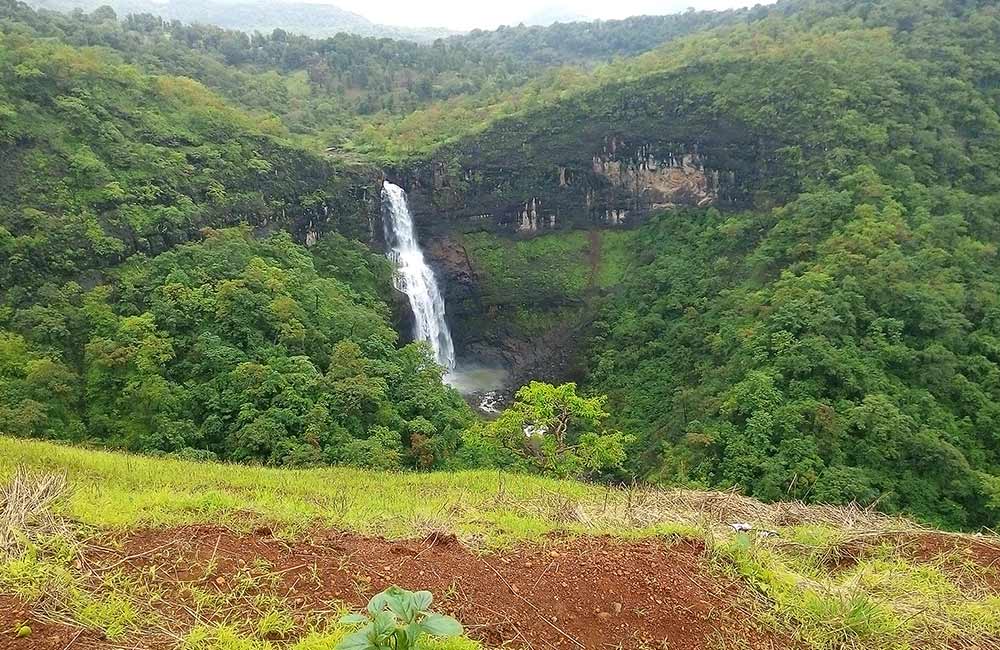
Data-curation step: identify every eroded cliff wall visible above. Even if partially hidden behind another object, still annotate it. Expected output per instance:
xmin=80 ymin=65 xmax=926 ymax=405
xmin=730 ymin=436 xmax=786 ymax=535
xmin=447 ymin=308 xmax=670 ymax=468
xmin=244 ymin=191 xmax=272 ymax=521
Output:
xmin=384 ymin=71 xmax=787 ymax=239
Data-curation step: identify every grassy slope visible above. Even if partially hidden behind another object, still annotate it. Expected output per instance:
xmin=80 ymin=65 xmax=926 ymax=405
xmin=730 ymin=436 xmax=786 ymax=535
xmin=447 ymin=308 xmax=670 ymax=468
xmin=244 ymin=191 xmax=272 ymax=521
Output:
xmin=0 ymin=438 xmax=600 ymax=543
xmin=2 ymin=437 xmax=1000 ymax=649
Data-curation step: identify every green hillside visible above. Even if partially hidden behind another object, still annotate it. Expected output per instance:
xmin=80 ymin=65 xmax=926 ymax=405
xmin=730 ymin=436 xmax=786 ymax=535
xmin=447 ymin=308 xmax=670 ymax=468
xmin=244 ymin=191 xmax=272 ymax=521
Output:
xmin=2 ymin=438 xmax=999 ymax=650
xmin=0 ymin=14 xmax=470 ymax=468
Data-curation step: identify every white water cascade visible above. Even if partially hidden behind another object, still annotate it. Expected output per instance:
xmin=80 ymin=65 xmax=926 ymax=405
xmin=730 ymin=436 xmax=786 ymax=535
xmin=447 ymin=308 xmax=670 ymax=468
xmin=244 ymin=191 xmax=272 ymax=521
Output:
xmin=381 ymin=181 xmax=456 ymax=372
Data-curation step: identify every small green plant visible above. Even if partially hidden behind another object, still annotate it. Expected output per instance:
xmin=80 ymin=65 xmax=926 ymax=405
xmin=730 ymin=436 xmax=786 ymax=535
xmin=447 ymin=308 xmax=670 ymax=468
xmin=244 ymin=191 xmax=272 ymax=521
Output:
xmin=337 ymin=586 xmax=462 ymax=650
xmin=257 ymin=608 xmax=295 ymax=639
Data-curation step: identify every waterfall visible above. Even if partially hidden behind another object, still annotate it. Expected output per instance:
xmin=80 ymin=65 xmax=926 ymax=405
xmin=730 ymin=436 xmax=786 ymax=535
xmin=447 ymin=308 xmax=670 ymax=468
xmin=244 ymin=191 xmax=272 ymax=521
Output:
xmin=381 ymin=181 xmax=456 ymax=371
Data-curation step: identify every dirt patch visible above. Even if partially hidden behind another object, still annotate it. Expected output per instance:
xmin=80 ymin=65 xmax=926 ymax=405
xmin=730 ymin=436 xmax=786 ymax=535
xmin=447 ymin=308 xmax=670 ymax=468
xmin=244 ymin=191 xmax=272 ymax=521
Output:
xmin=906 ymin=532 xmax=1000 ymax=592
xmin=60 ymin=526 xmax=790 ymax=650
xmin=0 ymin=595 xmax=100 ymax=650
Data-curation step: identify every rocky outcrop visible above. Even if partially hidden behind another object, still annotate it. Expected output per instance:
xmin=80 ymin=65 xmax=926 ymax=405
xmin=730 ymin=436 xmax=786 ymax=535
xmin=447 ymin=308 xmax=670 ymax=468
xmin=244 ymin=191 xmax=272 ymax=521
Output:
xmin=591 ymin=141 xmax=718 ymax=209
xmin=386 ymin=125 xmax=776 ymax=241
xmin=380 ymin=72 xmax=786 ymax=239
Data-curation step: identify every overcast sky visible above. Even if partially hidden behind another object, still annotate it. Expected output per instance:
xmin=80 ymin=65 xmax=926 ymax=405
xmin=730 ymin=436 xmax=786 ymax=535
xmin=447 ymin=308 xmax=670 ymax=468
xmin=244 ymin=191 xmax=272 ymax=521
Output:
xmin=319 ymin=1 xmax=773 ymax=31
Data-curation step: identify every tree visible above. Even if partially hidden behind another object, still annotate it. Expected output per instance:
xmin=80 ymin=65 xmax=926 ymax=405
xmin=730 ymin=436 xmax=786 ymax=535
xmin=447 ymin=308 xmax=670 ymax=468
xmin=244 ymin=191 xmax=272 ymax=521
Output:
xmin=487 ymin=382 xmax=633 ymax=478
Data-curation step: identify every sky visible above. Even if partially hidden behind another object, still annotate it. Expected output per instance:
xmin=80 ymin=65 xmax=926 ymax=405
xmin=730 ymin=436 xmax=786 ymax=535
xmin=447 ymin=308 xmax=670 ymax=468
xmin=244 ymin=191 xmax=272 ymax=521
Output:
xmin=310 ymin=0 xmax=772 ymax=31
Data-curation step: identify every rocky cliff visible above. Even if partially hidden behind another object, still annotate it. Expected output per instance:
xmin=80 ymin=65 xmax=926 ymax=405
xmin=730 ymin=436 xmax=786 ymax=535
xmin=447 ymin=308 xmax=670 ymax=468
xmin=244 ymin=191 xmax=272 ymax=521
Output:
xmin=383 ymin=70 xmax=787 ymax=240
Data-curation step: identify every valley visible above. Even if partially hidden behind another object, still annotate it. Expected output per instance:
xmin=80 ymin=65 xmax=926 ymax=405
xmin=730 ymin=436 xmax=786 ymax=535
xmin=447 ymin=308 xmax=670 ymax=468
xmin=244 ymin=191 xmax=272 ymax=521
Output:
xmin=2 ymin=0 xmax=1000 ymax=647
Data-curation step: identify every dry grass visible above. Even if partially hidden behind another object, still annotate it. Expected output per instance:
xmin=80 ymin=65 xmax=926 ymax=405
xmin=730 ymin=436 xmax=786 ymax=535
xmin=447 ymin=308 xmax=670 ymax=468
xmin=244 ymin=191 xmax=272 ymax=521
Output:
xmin=0 ymin=467 xmax=72 ymax=557
xmin=505 ymin=483 xmax=919 ymax=540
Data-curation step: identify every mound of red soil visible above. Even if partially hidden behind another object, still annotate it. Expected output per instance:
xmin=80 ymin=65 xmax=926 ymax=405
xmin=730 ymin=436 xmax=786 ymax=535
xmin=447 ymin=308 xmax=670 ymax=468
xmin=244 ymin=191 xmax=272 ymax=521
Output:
xmin=53 ymin=526 xmax=789 ymax=650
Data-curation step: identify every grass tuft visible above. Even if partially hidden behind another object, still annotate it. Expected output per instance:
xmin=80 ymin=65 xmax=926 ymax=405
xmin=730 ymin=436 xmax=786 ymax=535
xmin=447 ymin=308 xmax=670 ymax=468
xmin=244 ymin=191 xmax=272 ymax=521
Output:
xmin=715 ymin=528 xmax=1000 ymax=650
xmin=0 ymin=468 xmax=72 ymax=557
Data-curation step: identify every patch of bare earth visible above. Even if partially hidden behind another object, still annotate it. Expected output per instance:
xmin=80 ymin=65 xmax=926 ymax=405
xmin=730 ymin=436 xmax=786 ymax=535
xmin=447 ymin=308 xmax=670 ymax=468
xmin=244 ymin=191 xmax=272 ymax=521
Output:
xmin=0 ymin=595 xmax=100 ymax=650
xmin=3 ymin=526 xmax=793 ymax=650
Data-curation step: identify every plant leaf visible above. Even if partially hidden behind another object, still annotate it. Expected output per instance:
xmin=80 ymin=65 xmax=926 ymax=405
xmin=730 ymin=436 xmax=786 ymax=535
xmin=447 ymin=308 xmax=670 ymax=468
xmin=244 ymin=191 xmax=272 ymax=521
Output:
xmin=336 ymin=629 xmax=373 ymax=650
xmin=385 ymin=589 xmax=416 ymax=622
xmin=369 ymin=586 xmax=411 ymax=621
xmin=367 ymin=591 xmax=392 ymax=615
xmin=420 ymin=613 xmax=463 ymax=637
xmin=339 ymin=613 xmax=369 ymax=625
xmin=404 ymin=621 xmax=422 ymax=646
xmin=411 ymin=590 xmax=433 ymax=612
xmin=372 ymin=611 xmax=398 ymax=638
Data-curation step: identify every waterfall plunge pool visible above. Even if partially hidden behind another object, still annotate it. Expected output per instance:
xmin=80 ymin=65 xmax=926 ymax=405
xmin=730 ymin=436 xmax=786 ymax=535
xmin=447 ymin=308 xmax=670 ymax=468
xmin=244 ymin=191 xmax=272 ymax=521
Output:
xmin=444 ymin=362 xmax=512 ymax=415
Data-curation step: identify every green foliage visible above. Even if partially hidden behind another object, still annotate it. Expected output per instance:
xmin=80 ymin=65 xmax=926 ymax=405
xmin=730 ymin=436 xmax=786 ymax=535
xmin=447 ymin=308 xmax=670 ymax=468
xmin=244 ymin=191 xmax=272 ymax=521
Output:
xmin=337 ymin=586 xmax=463 ymax=650
xmin=0 ymin=228 xmax=473 ymax=467
xmin=0 ymin=19 xmax=370 ymax=295
xmin=483 ymin=382 xmax=633 ymax=479
xmin=591 ymin=192 xmax=1000 ymax=527
xmin=0 ymin=3 xmax=482 ymax=470
xmin=0 ymin=0 xmax=536 ymax=137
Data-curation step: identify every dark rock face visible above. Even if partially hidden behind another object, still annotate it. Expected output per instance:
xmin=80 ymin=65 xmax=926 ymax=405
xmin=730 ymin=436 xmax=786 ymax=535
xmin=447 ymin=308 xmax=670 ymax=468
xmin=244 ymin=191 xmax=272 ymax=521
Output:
xmin=284 ymin=169 xmax=381 ymax=248
xmin=381 ymin=72 xmax=785 ymax=240
xmin=425 ymin=233 xmax=603 ymax=388
xmin=392 ymin=138 xmax=748 ymax=238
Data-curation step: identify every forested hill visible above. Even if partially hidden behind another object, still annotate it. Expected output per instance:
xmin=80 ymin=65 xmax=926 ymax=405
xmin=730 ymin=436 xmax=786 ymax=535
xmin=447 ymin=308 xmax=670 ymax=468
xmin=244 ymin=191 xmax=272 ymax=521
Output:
xmin=4 ymin=0 xmax=1000 ymax=534
xmin=373 ymin=0 xmax=1000 ymax=529
xmin=0 ymin=0 xmax=532 ymax=130
xmin=449 ymin=8 xmax=759 ymax=67
xmin=0 ymin=8 xmax=473 ymax=467
xmin=25 ymin=0 xmax=457 ymax=42
xmin=2 ymin=0 xmax=772 ymax=135
xmin=584 ymin=0 xmax=1000 ymax=531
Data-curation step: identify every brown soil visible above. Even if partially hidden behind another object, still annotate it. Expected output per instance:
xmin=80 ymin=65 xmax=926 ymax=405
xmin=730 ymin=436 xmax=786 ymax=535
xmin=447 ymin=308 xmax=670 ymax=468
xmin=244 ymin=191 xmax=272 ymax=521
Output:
xmin=1 ymin=527 xmax=793 ymax=650
xmin=0 ymin=595 xmax=101 ymax=650
xmin=906 ymin=532 xmax=1000 ymax=592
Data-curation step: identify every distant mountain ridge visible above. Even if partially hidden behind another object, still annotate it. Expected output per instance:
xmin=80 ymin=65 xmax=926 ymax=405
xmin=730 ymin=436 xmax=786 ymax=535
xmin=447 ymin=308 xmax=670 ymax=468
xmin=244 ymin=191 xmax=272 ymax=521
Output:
xmin=23 ymin=0 xmax=458 ymax=41
xmin=521 ymin=5 xmax=590 ymax=26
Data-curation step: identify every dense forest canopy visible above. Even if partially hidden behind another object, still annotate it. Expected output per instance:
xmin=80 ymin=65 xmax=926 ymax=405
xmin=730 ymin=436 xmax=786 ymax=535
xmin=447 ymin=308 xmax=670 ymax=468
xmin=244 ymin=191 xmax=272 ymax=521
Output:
xmin=0 ymin=0 xmax=531 ymax=138
xmin=1 ymin=0 xmax=771 ymax=143
xmin=3 ymin=0 xmax=1000 ymax=531
xmin=0 ymin=11 xmax=474 ymax=466
xmin=568 ymin=0 xmax=1000 ymax=529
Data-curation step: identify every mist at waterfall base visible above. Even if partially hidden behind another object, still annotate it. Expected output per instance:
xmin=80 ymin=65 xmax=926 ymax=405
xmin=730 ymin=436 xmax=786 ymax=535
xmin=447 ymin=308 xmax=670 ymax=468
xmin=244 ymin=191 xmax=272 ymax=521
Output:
xmin=381 ymin=182 xmax=510 ymax=410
